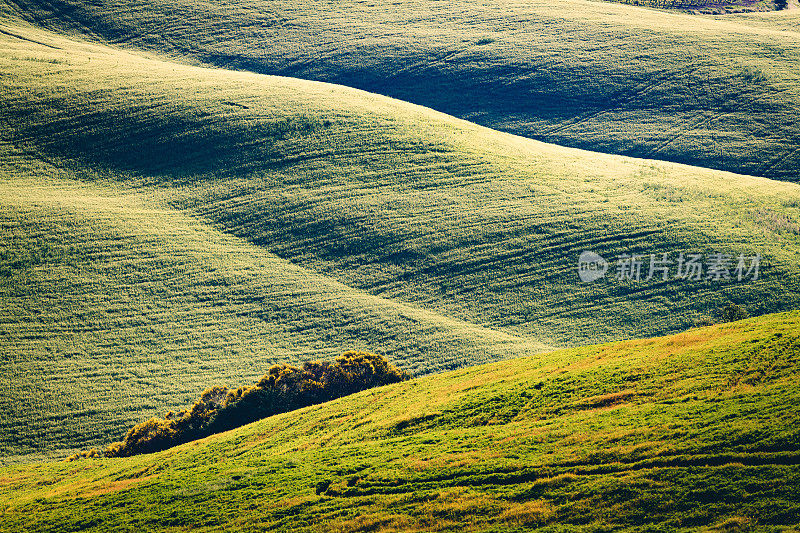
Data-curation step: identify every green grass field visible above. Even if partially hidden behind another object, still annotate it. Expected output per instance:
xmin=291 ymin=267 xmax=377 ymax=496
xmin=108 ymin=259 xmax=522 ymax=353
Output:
xmin=2 ymin=15 xmax=800 ymax=460
xmin=1 ymin=311 xmax=798 ymax=531
xmin=0 ymin=178 xmax=545 ymax=461
xmin=1 ymin=0 xmax=800 ymax=528
xmin=4 ymin=0 xmax=800 ymax=181
xmin=608 ymin=0 xmax=781 ymax=13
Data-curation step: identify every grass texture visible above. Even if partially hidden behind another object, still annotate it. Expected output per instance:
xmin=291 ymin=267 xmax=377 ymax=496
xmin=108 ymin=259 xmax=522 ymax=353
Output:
xmin=3 ymin=0 xmax=800 ymax=181
xmin=1 ymin=311 xmax=798 ymax=531
xmin=2 ymin=17 xmax=800 ymax=458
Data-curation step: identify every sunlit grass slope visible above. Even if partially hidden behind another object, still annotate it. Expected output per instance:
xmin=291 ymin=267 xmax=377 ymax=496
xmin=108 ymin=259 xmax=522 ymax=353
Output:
xmin=4 ymin=0 xmax=800 ymax=181
xmin=3 ymin=18 xmax=800 ymax=459
xmin=607 ymin=0 xmax=779 ymax=13
xmin=0 ymin=177 xmax=544 ymax=461
xmin=1 ymin=311 xmax=798 ymax=531
xmin=4 ymin=19 xmax=800 ymax=342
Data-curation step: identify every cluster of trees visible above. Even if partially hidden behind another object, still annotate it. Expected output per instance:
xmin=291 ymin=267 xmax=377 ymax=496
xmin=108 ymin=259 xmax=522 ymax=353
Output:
xmin=70 ymin=351 xmax=409 ymax=459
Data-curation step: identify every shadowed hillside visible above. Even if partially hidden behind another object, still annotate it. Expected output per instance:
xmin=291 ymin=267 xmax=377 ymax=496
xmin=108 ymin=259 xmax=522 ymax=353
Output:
xmin=0 ymin=178 xmax=543 ymax=460
xmin=3 ymin=0 xmax=800 ymax=181
xmin=0 ymin=2 xmax=799 ymax=529
xmin=3 ymin=17 xmax=800 ymax=458
xmin=608 ymin=0 xmax=782 ymax=13
xmin=4 ymin=20 xmax=800 ymax=339
xmin=2 ymin=311 xmax=798 ymax=531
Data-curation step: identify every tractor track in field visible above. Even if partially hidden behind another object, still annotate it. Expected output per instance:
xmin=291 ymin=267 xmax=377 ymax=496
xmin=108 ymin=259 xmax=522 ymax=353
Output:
xmin=323 ymin=451 xmax=800 ymax=497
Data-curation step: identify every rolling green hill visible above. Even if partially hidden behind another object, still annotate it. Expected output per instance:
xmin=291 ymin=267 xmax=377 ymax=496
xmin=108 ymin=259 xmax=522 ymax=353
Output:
xmin=608 ymin=0 xmax=781 ymax=14
xmin=0 ymin=177 xmax=544 ymax=461
xmin=1 ymin=311 xmax=798 ymax=531
xmin=3 ymin=17 xmax=800 ymax=459
xmin=3 ymin=0 xmax=800 ymax=181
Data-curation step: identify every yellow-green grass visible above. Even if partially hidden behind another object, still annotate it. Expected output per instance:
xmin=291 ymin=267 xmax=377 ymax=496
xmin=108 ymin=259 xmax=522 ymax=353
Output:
xmin=730 ymin=7 xmax=800 ymax=31
xmin=3 ymin=19 xmax=800 ymax=458
xmin=4 ymin=19 xmax=800 ymax=343
xmin=0 ymin=177 xmax=545 ymax=461
xmin=1 ymin=311 xmax=798 ymax=531
xmin=4 ymin=0 xmax=800 ymax=181
xmin=607 ymin=0 xmax=779 ymax=13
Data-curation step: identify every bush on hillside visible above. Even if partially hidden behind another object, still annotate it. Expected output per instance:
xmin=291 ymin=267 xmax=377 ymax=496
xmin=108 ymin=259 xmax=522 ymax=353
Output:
xmin=69 ymin=351 xmax=409 ymax=459
xmin=720 ymin=304 xmax=749 ymax=323
xmin=210 ymin=351 xmax=408 ymax=433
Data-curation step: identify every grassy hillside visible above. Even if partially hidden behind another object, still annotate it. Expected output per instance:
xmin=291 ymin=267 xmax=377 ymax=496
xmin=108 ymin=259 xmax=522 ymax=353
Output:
xmin=5 ymin=18 xmax=800 ymax=342
xmin=0 ymin=177 xmax=544 ymax=461
xmin=608 ymin=0 xmax=781 ymax=14
xmin=730 ymin=7 xmax=800 ymax=30
xmin=1 ymin=311 xmax=798 ymax=531
xmin=4 ymin=0 xmax=800 ymax=182
xmin=3 ymin=18 xmax=800 ymax=458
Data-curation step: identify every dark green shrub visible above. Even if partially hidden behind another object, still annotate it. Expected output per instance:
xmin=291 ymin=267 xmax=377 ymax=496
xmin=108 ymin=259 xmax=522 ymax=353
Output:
xmin=99 ymin=351 xmax=409 ymax=458
xmin=720 ymin=304 xmax=749 ymax=323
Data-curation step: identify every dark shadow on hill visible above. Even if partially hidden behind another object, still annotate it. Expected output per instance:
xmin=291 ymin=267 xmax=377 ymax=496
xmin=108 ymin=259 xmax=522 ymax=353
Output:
xmin=6 ymin=0 xmax=800 ymax=182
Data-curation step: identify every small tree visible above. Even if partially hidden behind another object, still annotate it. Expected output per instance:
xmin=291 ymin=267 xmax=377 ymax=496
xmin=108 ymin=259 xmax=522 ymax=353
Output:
xmin=720 ymin=304 xmax=749 ymax=323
